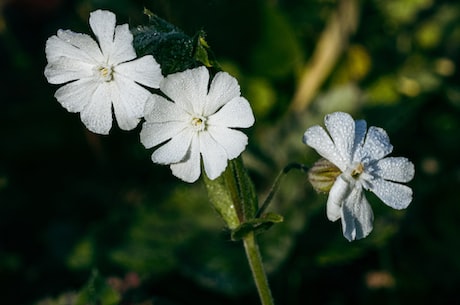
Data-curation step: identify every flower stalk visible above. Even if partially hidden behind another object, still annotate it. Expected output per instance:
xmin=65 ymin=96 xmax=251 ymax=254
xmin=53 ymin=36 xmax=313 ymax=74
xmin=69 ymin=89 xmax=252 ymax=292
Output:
xmin=243 ymin=231 xmax=275 ymax=305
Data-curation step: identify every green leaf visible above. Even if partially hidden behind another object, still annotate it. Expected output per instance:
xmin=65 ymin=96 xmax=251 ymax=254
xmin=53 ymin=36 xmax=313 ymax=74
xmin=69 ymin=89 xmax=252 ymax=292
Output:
xmin=132 ymin=9 xmax=219 ymax=75
xmin=231 ymin=212 xmax=284 ymax=241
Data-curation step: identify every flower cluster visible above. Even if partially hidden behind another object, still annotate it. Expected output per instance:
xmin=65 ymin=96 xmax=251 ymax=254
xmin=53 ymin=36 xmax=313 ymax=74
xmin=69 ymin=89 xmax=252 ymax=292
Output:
xmin=44 ymin=10 xmax=254 ymax=182
xmin=303 ymin=112 xmax=415 ymax=241
xmin=45 ymin=10 xmax=415 ymax=241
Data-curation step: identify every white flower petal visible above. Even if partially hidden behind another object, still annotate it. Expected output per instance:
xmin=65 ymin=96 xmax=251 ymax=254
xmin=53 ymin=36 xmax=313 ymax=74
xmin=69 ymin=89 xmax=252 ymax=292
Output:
xmin=89 ymin=10 xmax=116 ymax=57
xmin=116 ymin=55 xmax=163 ymax=88
xmin=151 ymin=129 xmax=194 ymax=164
xmin=144 ymin=95 xmax=190 ymax=123
xmin=45 ymin=32 xmax=99 ymax=65
xmin=170 ymin=136 xmax=201 ymax=183
xmin=326 ymin=175 xmax=350 ymax=221
xmin=369 ymin=178 xmax=413 ymax=210
xmin=44 ymin=56 xmax=94 ymax=84
xmin=303 ymin=125 xmax=346 ymax=171
xmin=324 ymin=112 xmax=355 ymax=164
xmin=375 ymin=157 xmax=415 ymax=183
xmin=204 ymin=71 xmax=240 ymax=115
xmin=80 ymin=83 xmax=113 ymax=134
xmin=110 ymin=24 xmax=136 ymax=65
xmin=54 ymin=78 xmax=98 ymax=112
xmin=140 ymin=121 xmax=187 ymax=148
xmin=362 ymin=126 xmax=393 ymax=161
xmin=54 ymin=30 xmax=103 ymax=62
xmin=207 ymin=126 xmax=248 ymax=160
xmin=160 ymin=66 xmax=209 ymax=114
xmin=207 ymin=97 xmax=255 ymax=128
xmin=199 ymin=132 xmax=228 ymax=180
xmin=341 ymin=186 xmax=374 ymax=241
xmin=111 ymin=76 xmax=152 ymax=130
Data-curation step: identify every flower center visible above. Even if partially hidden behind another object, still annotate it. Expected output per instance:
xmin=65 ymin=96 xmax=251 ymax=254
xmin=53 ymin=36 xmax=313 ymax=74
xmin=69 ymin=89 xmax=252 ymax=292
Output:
xmin=95 ymin=64 xmax=114 ymax=82
xmin=191 ymin=115 xmax=207 ymax=132
xmin=350 ymin=162 xmax=364 ymax=179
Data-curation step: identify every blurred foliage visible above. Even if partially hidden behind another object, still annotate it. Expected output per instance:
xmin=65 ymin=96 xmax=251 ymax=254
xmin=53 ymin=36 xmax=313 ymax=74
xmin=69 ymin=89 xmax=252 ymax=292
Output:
xmin=1 ymin=0 xmax=460 ymax=305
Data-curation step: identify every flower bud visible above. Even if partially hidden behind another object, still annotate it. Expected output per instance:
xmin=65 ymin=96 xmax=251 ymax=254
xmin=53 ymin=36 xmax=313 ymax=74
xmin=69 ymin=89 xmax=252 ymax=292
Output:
xmin=308 ymin=158 xmax=342 ymax=193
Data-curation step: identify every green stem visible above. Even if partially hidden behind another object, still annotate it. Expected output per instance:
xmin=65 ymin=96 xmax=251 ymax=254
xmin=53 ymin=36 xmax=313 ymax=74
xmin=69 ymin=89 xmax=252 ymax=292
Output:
xmin=256 ymin=162 xmax=309 ymax=218
xmin=243 ymin=231 xmax=275 ymax=305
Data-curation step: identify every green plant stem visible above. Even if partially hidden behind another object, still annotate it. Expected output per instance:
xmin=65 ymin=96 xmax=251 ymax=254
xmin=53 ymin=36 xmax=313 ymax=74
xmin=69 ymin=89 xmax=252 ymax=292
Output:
xmin=243 ymin=231 xmax=275 ymax=305
xmin=256 ymin=162 xmax=309 ymax=218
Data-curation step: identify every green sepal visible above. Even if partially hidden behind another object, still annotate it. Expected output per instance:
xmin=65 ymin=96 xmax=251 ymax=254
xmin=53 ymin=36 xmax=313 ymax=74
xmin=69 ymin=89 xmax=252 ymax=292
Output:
xmin=231 ymin=212 xmax=284 ymax=241
xmin=203 ymin=156 xmax=258 ymax=230
xmin=132 ymin=8 xmax=219 ymax=75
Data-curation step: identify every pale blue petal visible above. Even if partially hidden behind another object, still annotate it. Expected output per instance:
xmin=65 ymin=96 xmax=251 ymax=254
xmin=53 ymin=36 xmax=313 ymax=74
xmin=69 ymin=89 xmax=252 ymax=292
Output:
xmin=303 ymin=125 xmax=347 ymax=171
xmin=362 ymin=126 xmax=393 ymax=161
xmin=369 ymin=178 xmax=413 ymax=210
xmin=324 ymin=112 xmax=356 ymax=164
xmin=375 ymin=157 xmax=415 ymax=183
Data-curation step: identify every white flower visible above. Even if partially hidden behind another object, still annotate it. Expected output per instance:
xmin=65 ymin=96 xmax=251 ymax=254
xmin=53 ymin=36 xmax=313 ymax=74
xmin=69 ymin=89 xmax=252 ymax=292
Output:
xmin=303 ymin=112 xmax=415 ymax=241
xmin=44 ymin=10 xmax=163 ymax=135
xmin=140 ymin=66 xmax=255 ymax=183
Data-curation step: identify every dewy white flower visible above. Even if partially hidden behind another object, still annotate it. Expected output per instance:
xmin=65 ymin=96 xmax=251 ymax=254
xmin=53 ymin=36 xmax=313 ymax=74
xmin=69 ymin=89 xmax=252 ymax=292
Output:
xmin=140 ymin=66 xmax=255 ymax=183
xmin=303 ymin=112 xmax=415 ymax=241
xmin=44 ymin=9 xmax=163 ymax=135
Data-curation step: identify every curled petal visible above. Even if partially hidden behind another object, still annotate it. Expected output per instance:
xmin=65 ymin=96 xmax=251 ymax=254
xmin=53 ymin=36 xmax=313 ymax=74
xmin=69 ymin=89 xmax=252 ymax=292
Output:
xmin=303 ymin=126 xmax=346 ymax=171
xmin=170 ymin=136 xmax=201 ymax=183
xmin=369 ymin=178 xmax=413 ymax=210
xmin=375 ymin=157 xmax=415 ymax=183
xmin=326 ymin=175 xmax=350 ymax=221
xmin=207 ymin=97 xmax=255 ymax=128
xmin=341 ymin=186 xmax=374 ymax=241
xmin=324 ymin=112 xmax=355 ymax=164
